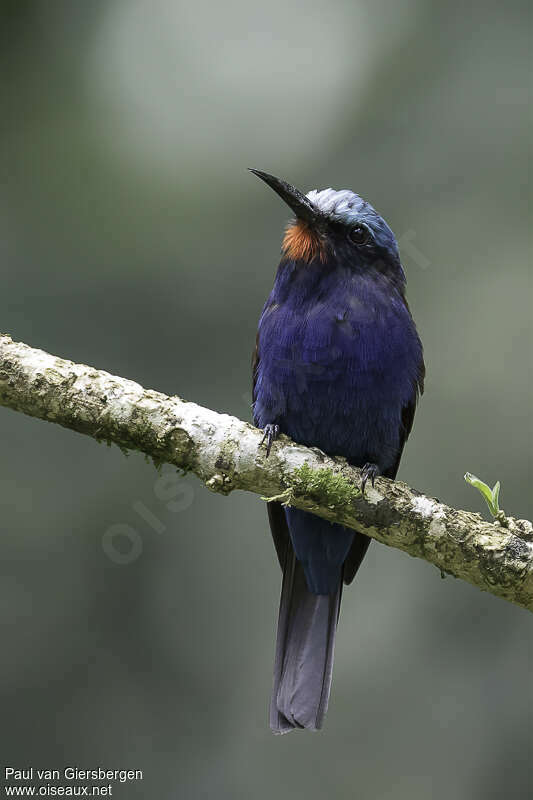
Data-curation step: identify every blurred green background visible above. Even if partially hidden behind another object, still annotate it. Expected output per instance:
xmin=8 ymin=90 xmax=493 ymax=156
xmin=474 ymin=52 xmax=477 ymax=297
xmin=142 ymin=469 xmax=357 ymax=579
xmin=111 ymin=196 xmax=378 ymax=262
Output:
xmin=1 ymin=1 xmax=531 ymax=797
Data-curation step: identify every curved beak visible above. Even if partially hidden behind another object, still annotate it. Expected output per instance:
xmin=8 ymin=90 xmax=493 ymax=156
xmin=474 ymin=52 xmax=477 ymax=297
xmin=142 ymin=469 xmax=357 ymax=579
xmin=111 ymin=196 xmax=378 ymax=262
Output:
xmin=248 ymin=169 xmax=320 ymax=225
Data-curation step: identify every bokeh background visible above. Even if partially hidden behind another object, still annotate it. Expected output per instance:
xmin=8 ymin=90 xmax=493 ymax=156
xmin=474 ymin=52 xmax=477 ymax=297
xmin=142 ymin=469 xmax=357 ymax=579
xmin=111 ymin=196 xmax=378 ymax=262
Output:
xmin=1 ymin=1 xmax=531 ymax=797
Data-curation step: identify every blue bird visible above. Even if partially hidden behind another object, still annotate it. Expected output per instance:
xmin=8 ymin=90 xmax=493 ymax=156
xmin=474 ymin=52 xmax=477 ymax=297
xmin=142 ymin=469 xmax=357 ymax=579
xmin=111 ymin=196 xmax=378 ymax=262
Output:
xmin=250 ymin=170 xmax=425 ymax=733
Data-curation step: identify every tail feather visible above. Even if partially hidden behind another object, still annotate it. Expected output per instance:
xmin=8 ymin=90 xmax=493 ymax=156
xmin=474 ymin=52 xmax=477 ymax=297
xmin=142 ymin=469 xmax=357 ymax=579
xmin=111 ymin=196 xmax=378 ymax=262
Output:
xmin=270 ymin=547 xmax=341 ymax=734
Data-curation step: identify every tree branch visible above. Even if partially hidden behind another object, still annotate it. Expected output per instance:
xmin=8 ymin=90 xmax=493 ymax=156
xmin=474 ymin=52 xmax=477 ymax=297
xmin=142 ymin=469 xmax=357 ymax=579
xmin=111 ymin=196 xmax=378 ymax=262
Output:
xmin=1 ymin=333 xmax=532 ymax=612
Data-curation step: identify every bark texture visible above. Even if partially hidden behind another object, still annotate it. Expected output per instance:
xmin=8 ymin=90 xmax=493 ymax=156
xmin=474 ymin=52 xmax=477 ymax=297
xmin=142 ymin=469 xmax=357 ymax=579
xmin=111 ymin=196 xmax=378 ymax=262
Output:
xmin=1 ymin=333 xmax=532 ymax=612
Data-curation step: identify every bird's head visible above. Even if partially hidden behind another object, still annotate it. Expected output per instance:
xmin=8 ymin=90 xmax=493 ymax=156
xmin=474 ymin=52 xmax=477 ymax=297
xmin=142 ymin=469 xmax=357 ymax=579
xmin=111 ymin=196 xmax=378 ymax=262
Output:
xmin=249 ymin=169 xmax=404 ymax=283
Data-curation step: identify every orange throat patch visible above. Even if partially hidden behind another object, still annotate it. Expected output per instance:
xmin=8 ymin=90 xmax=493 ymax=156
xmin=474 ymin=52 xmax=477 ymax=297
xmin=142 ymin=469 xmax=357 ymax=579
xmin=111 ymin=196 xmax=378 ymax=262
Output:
xmin=282 ymin=221 xmax=326 ymax=263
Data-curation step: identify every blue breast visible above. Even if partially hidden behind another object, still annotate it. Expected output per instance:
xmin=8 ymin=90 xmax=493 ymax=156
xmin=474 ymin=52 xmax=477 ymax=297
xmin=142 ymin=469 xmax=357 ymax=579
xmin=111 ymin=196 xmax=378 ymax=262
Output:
xmin=254 ymin=260 xmax=421 ymax=469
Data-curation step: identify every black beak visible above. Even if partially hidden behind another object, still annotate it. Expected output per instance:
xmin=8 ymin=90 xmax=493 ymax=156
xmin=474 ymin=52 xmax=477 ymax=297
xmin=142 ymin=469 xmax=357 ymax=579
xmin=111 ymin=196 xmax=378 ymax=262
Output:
xmin=248 ymin=169 xmax=321 ymax=225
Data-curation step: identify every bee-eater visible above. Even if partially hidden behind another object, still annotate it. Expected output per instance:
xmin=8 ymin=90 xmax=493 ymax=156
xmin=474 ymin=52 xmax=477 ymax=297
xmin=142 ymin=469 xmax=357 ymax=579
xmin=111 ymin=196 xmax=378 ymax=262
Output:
xmin=251 ymin=169 xmax=425 ymax=733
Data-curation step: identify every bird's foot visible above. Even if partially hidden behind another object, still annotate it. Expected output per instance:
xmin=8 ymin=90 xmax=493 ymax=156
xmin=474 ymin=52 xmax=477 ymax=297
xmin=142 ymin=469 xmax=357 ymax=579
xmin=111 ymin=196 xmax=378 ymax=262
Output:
xmin=361 ymin=463 xmax=380 ymax=494
xmin=260 ymin=423 xmax=279 ymax=457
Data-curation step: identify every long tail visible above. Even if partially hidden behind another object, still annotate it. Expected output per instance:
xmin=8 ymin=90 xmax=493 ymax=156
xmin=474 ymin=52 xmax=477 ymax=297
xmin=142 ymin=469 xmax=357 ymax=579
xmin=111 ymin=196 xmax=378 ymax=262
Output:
xmin=270 ymin=547 xmax=341 ymax=734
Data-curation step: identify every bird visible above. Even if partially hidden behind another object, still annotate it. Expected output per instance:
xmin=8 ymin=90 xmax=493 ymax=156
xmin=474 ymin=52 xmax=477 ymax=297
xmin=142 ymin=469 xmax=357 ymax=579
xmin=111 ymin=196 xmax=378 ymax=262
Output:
xmin=250 ymin=169 xmax=425 ymax=734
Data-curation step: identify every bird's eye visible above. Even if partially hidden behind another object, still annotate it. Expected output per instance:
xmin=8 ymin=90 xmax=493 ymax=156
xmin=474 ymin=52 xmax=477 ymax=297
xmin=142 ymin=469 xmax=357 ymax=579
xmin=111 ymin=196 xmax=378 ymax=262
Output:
xmin=349 ymin=224 xmax=370 ymax=245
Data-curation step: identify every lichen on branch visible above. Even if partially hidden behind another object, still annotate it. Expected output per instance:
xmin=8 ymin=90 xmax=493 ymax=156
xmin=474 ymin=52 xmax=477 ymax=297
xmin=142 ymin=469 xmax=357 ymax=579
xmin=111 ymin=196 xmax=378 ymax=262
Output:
xmin=0 ymin=333 xmax=532 ymax=612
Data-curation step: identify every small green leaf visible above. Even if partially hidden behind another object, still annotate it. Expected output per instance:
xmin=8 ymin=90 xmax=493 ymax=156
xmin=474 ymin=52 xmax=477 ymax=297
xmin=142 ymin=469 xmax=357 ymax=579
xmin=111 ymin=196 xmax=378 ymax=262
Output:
xmin=464 ymin=472 xmax=501 ymax=517
xmin=492 ymin=481 xmax=501 ymax=514
xmin=465 ymin=472 xmax=494 ymax=508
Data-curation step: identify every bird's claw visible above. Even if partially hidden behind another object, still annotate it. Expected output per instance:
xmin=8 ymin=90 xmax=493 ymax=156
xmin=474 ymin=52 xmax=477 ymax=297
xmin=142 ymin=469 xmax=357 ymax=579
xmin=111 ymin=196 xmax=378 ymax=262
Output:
xmin=260 ymin=423 xmax=280 ymax=457
xmin=361 ymin=462 xmax=380 ymax=494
